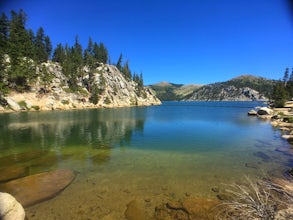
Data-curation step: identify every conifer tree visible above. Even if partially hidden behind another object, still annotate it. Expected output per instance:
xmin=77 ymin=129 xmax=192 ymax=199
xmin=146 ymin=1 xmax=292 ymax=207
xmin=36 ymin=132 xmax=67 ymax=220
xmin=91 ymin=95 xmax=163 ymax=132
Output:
xmin=116 ymin=53 xmax=123 ymax=72
xmin=0 ymin=13 xmax=9 ymax=54
xmin=52 ymin=43 xmax=65 ymax=63
xmin=0 ymin=13 xmax=9 ymax=94
xmin=44 ymin=35 xmax=52 ymax=60
xmin=84 ymin=37 xmax=95 ymax=69
xmin=8 ymin=10 xmax=36 ymax=91
xmin=272 ymin=80 xmax=288 ymax=107
xmin=122 ymin=60 xmax=132 ymax=81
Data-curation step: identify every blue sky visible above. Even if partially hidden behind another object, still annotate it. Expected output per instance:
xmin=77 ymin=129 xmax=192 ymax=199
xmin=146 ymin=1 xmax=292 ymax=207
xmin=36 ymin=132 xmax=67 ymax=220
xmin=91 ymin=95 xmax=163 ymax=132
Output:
xmin=1 ymin=0 xmax=293 ymax=85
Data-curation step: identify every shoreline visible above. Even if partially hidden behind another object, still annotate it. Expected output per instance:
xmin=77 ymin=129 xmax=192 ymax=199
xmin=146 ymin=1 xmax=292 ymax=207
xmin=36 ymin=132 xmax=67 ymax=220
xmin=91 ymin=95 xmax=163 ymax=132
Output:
xmin=0 ymin=102 xmax=161 ymax=114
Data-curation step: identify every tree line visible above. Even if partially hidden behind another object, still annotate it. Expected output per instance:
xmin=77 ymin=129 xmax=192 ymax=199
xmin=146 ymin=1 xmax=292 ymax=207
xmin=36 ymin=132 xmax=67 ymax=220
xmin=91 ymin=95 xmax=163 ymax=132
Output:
xmin=272 ymin=67 xmax=293 ymax=107
xmin=0 ymin=9 xmax=144 ymax=99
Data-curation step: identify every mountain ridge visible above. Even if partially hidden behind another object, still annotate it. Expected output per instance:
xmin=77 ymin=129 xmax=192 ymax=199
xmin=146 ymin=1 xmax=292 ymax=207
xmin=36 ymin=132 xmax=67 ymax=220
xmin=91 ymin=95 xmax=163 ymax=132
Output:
xmin=149 ymin=75 xmax=276 ymax=101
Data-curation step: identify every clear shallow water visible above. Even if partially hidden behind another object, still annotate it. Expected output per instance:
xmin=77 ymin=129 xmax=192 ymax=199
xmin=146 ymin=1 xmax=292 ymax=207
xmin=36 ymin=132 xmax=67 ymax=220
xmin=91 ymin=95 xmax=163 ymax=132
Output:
xmin=0 ymin=101 xmax=292 ymax=219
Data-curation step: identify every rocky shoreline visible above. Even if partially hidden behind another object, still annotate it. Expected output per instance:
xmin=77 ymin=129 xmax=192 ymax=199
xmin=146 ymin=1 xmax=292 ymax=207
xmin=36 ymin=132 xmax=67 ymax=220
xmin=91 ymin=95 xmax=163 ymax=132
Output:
xmin=0 ymin=62 xmax=161 ymax=114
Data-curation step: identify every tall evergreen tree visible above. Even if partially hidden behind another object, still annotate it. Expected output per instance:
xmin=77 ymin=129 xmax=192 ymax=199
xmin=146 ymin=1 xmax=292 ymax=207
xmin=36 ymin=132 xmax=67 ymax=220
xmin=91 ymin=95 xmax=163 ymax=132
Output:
xmin=8 ymin=10 xmax=36 ymax=91
xmin=92 ymin=42 xmax=108 ymax=64
xmin=272 ymin=80 xmax=288 ymax=107
xmin=52 ymin=43 xmax=65 ymax=63
xmin=116 ymin=53 xmax=123 ymax=72
xmin=34 ymin=27 xmax=47 ymax=63
xmin=84 ymin=37 xmax=95 ymax=68
xmin=0 ymin=13 xmax=9 ymax=54
xmin=44 ymin=35 xmax=52 ymax=60
xmin=0 ymin=13 xmax=9 ymax=94
xmin=283 ymin=67 xmax=289 ymax=87
xmin=122 ymin=60 xmax=132 ymax=81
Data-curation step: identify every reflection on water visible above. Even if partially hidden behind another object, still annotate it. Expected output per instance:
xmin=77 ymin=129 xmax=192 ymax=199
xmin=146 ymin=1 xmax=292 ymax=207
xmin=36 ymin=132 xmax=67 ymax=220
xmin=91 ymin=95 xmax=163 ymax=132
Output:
xmin=0 ymin=102 xmax=292 ymax=219
xmin=0 ymin=107 xmax=147 ymax=174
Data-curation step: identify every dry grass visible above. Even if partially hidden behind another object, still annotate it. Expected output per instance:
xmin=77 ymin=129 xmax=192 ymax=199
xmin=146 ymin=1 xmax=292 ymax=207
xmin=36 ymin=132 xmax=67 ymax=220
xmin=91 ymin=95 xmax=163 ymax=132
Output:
xmin=215 ymin=176 xmax=293 ymax=220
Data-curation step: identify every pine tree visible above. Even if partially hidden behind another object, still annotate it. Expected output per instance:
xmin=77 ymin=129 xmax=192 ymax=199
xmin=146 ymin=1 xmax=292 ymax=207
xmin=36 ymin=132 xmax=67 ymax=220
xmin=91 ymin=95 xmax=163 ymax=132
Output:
xmin=34 ymin=27 xmax=47 ymax=63
xmin=84 ymin=37 xmax=95 ymax=69
xmin=0 ymin=13 xmax=9 ymax=54
xmin=92 ymin=42 xmax=108 ymax=64
xmin=52 ymin=43 xmax=65 ymax=63
xmin=122 ymin=60 xmax=132 ymax=81
xmin=283 ymin=67 xmax=289 ymax=87
xmin=8 ymin=10 xmax=36 ymax=91
xmin=97 ymin=42 xmax=108 ymax=64
xmin=0 ymin=13 xmax=9 ymax=95
xmin=116 ymin=53 xmax=123 ymax=72
xmin=272 ymin=80 xmax=288 ymax=107
xmin=44 ymin=36 xmax=52 ymax=60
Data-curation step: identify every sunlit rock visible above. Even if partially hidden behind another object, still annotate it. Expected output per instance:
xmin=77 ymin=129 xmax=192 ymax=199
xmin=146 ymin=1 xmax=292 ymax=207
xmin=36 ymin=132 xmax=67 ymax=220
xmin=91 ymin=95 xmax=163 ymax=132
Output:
xmin=0 ymin=192 xmax=25 ymax=220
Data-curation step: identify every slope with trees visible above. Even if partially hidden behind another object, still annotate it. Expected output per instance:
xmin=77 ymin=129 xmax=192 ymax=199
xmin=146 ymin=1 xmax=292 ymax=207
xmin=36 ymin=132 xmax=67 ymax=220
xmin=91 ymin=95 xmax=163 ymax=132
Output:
xmin=0 ymin=10 xmax=160 ymax=111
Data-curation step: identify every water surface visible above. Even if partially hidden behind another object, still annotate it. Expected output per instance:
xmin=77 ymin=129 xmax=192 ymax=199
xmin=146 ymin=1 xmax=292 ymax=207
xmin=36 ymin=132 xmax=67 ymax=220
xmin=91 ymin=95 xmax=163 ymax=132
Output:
xmin=0 ymin=101 xmax=291 ymax=219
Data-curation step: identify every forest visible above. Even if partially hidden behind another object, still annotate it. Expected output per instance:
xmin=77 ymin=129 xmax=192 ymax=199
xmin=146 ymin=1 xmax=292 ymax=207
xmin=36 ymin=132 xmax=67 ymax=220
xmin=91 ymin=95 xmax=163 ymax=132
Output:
xmin=0 ymin=10 xmax=144 ymax=100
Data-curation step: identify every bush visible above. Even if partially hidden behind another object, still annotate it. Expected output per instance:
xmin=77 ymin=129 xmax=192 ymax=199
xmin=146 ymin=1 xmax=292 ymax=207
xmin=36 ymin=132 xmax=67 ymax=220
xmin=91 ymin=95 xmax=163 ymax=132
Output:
xmin=104 ymin=96 xmax=111 ymax=104
xmin=215 ymin=176 xmax=293 ymax=220
xmin=31 ymin=105 xmax=40 ymax=111
xmin=18 ymin=100 xmax=28 ymax=110
xmin=61 ymin=99 xmax=70 ymax=105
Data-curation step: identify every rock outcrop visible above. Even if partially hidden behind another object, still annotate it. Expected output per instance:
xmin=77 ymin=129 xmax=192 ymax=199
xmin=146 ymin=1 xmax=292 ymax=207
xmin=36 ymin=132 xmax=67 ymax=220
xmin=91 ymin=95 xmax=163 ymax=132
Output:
xmin=0 ymin=62 xmax=161 ymax=113
xmin=0 ymin=192 xmax=25 ymax=220
xmin=186 ymin=85 xmax=267 ymax=101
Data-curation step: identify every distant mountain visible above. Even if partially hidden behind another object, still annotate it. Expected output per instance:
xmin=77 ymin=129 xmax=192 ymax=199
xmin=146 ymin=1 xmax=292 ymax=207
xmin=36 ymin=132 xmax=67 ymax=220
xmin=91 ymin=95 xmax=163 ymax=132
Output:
xmin=149 ymin=82 xmax=202 ymax=101
xmin=149 ymin=75 xmax=276 ymax=101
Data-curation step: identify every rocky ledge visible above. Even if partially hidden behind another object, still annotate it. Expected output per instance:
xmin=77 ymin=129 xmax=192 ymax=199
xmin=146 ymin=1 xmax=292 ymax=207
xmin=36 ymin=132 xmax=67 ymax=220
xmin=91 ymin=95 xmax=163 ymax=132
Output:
xmin=0 ymin=62 xmax=161 ymax=113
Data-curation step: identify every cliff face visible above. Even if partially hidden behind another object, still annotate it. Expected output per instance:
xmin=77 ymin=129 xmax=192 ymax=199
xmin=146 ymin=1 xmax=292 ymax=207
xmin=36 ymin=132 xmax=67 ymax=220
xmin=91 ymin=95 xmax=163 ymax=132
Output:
xmin=0 ymin=62 xmax=161 ymax=112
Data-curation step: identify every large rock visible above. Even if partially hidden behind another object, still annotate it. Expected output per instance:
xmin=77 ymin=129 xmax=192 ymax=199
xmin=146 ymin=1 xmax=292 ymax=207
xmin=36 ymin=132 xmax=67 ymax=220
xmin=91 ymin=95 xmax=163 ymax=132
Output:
xmin=6 ymin=98 xmax=21 ymax=111
xmin=0 ymin=169 xmax=76 ymax=207
xmin=248 ymin=109 xmax=257 ymax=116
xmin=0 ymin=192 xmax=25 ymax=220
xmin=257 ymin=107 xmax=273 ymax=115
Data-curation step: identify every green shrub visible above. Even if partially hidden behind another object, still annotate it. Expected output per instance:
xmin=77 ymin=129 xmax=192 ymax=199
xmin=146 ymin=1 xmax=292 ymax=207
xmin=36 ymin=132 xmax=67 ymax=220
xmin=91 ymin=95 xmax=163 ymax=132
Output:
xmin=18 ymin=101 xmax=28 ymax=109
xmin=61 ymin=99 xmax=70 ymax=105
xmin=32 ymin=105 xmax=40 ymax=111
xmin=104 ymin=96 xmax=111 ymax=104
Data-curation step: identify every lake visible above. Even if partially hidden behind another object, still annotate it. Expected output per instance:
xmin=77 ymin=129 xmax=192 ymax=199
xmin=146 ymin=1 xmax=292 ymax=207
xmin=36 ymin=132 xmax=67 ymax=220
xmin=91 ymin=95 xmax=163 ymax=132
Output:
xmin=0 ymin=101 xmax=292 ymax=219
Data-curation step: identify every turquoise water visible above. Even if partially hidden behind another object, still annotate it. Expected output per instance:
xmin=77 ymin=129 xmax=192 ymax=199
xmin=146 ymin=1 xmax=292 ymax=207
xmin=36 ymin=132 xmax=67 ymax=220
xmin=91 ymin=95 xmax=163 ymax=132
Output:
xmin=0 ymin=101 xmax=292 ymax=219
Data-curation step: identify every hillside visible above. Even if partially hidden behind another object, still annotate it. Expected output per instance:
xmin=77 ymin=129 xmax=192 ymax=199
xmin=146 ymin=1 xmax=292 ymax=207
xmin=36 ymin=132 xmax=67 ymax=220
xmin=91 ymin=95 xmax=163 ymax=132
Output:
xmin=149 ymin=82 xmax=202 ymax=101
xmin=149 ymin=75 xmax=276 ymax=101
xmin=0 ymin=61 xmax=161 ymax=112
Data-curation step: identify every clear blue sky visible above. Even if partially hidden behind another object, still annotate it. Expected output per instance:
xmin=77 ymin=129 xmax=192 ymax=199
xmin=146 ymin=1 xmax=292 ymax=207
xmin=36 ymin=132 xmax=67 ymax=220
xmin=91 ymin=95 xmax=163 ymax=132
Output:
xmin=1 ymin=0 xmax=293 ymax=85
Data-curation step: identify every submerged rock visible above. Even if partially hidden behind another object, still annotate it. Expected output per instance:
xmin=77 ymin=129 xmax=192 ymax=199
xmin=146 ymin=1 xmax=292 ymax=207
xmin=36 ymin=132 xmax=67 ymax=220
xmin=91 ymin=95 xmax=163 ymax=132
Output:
xmin=0 ymin=150 xmax=48 ymax=168
xmin=154 ymin=198 xmax=219 ymax=220
xmin=0 ymin=192 xmax=25 ymax=220
xmin=0 ymin=166 xmax=29 ymax=183
xmin=125 ymin=200 xmax=147 ymax=220
xmin=0 ymin=169 xmax=76 ymax=207
xmin=253 ymin=151 xmax=271 ymax=162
